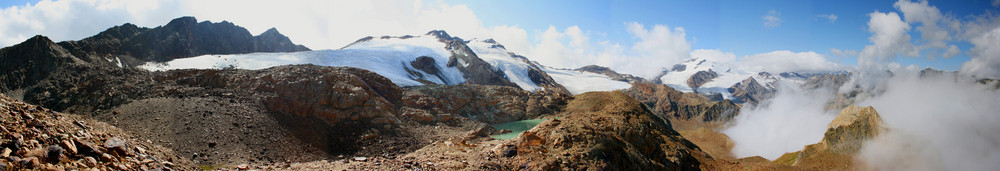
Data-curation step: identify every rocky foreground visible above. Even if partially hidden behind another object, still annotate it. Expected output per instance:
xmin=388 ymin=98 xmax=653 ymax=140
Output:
xmin=0 ymin=94 xmax=193 ymax=170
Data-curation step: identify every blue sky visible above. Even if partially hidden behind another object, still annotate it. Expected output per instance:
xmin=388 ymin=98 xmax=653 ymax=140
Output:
xmin=0 ymin=0 xmax=997 ymax=73
xmin=446 ymin=0 xmax=998 ymax=71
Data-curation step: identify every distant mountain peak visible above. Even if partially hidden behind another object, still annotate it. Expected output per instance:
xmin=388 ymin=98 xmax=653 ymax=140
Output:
xmin=23 ymin=35 xmax=56 ymax=47
xmin=167 ymin=16 xmax=197 ymax=25
xmin=425 ymin=30 xmax=451 ymax=39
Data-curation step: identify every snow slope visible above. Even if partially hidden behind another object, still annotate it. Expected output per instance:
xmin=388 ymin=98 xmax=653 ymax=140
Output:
xmin=466 ymin=39 xmax=542 ymax=91
xmin=140 ymin=35 xmax=465 ymax=86
xmin=542 ymin=66 xmax=632 ymax=95
xmin=660 ymin=58 xmax=752 ymax=95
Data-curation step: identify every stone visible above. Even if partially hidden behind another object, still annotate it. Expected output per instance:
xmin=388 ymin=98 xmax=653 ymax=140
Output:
xmin=1 ymin=148 xmax=10 ymax=157
xmin=236 ymin=164 xmax=250 ymax=170
xmin=18 ymin=157 xmax=40 ymax=168
xmin=134 ymin=146 xmax=147 ymax=154
xmin=107 ymin=163 xmax=128 ymax=170
xmin=353 ymin=157 xmax=367 ymax=161
xmin=83 ymin=157 xmax=98 ymax=167
xmin=60 ymin=140 xmax=77 ymax=155
xmin=99 ymin=153 xmax=115 ymax=162
xmin=46 ymin=145 xmax=65 ymax=163
xmin=75 ymin=139 xmax=104 ymax=156
xmin=104 ymin=137 xmax=130 ymax=157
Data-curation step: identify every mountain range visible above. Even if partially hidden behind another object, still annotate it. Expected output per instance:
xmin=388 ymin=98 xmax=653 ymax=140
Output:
xmin=0 ymin=16 xmax=920 ymax=170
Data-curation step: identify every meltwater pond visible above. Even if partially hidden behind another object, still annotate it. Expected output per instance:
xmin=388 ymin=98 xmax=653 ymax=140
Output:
xmin=491 ymin=118 xmax=559 ymax=140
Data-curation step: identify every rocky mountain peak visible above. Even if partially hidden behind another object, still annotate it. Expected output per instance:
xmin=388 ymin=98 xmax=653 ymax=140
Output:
xmin=253 ymin=27 xmax=310 ymax=52
xmin=0 ymin=35 xmax=77 ymax=92
xmin=729 ymin=77 xmax=776 ymax=104
xmin=21 ymin=35 xmax=58 ymax=48
xmin=687 ymin=69 xmax=719 ymax=92
xmin=165 ymin=16 xmax=198 ymax=27
xmin=823 ymin=105 xmax=885 ymax=153
xmin=260 ymin=27 xmax=281 ymax=36
xmin=84 ymin=23 xmax=146 ymax=42
xmin=574 ymin=65 xmax=646 ymax=83
xmin=425 ymin=30 xmax=452 ymax=39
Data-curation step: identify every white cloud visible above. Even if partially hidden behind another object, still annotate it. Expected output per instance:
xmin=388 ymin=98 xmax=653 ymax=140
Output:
xmin=691 ymin=49 xmax=737 ymax=64
xmin=737 ymin=50 xmax=844 ymax=73
xmin=487 ymin=25 xmax=530 ymax=55
xmin=527 ymin=22 xmax=691 ymax=79
xmin=624 ymin=22 xmax=692 ymax=76
xmin=530 ymin=26 xmax=582 ymax=68
xmin=724 ymin=81 xmax=838 ymax=160
xmin=960 ymin=27 xmax=1000 ymax=78
xmin=564 ymin=26 xmax=589 ymax=49
xmin=994 ymin=0 xmax=1000 ymax=7
xmin=0 ymin=0 xmax=527 ymax=51
xmin=942 ymin=45 xmax=960 ymax=58
xmin=893 ymin=0 xmax=960 ymax=59
xmin=763 ymin=10 xmax=782 ymax=28
xmin=859 ymin=11 xmax=918 ymax=68
xmin=0 ymin=0 xmax=184 ymax=47
xmin=818 ymin=14 xmax=838 ymax=23
xmin=856 ymin=70 xmax=1000 ymax=170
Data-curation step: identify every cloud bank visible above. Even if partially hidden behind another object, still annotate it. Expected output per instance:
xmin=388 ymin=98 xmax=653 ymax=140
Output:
xmin=737 ymin=50 xmax=845 ymax=74
xmin=856 ymin=69 xmax=1000 ymax=171
xmin=723 ymin=81 xmax=838 ymax=160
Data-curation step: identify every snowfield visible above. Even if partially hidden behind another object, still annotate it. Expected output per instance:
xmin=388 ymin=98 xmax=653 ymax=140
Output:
xmin=139 ymin=34 xmax=636 ymax=94
xmin=466 ymin=39 xmax=542 ymax=91
xmin=140 ymin=36 xmax=465 ymax=87
xmin=542 ymin=67 xmax=632 ymax=95
xmin=660 ymin=58 xmax=752 ymax=98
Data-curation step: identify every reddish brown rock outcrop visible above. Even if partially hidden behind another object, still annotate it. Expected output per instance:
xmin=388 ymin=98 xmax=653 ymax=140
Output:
xmin=505 ymin=91 xmax=709 ymax=170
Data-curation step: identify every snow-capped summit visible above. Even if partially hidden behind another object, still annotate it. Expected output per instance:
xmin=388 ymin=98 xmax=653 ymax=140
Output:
xmin=659 ymin=57 xmax=748 ymax=94
xmin=140 ymin=30 xmax=572 ymax=94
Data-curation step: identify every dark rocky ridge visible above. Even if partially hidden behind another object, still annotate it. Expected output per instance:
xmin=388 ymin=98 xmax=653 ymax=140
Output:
xmin=619 ymin=83 xmax=741 ymax=125
xmin=574 ymin=65 xmax=647 ymax=83
xmin=432 ymin=31 xmax=520 ymax=88
xmin=58 ymin=16 xmax=309 ymax=64
xmin=0 ymin=36 xmax=80 ymax=92
xmin=729 ymin=77 xmax=775 ymax=104
xmin=687 ymin=69 xmax=719 ymax=92
xmin=0 ymin=16 xmax=309 ymax=93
